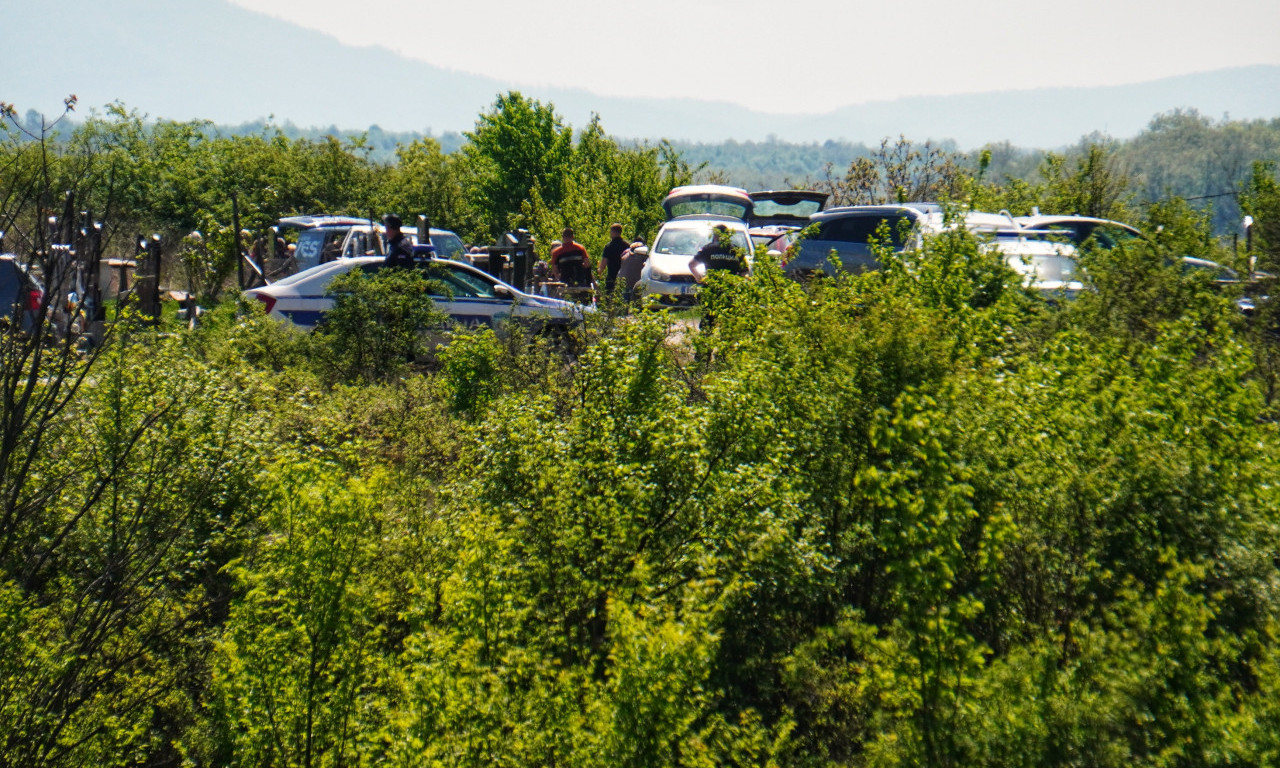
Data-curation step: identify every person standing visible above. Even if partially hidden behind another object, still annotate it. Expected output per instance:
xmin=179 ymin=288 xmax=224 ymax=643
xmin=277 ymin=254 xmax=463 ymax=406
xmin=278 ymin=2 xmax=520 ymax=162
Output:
xmin=599 ymin=223 xmax=629 ymax=293
xmin=383 ymin=213 xmax=415 ymax=268
xmin=551 ymin=227 xmax=592 ymax=287
xmin=619 ymin=240 xmax=648 ymax=301
xmin=689 ymin=224 xmax=746 ymax=342
xmin=689 ymin=224 xmax=746 ymax=280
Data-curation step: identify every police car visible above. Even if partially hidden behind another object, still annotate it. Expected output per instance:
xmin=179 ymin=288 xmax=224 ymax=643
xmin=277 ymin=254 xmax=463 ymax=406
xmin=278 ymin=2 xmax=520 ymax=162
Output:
xmin=277 ymin=215 xmax=468 ymax=273
xmin=245 ymin=255 xmax=584 ymax=331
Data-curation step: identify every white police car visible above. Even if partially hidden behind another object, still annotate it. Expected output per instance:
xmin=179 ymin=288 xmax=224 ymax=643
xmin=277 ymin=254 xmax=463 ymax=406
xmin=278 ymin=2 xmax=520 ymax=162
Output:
xmin=245 ymin=256 xmax=583 ymax=331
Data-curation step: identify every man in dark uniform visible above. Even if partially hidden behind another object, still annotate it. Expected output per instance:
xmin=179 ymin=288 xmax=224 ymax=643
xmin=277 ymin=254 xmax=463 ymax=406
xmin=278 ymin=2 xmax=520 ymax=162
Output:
xmin=689 ymin=224 xmax=746 ymax=341
xmin=599 ymin=223 xmax=629 ymax=293
xmin=689 ymin=224 xmax=746 ymax=280
xmin=383 ymin=213 xmax=416 ymax=268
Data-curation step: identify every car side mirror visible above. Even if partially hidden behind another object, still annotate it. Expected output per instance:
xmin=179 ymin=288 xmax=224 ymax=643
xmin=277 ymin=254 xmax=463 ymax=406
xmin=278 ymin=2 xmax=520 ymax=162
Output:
xmin=633 ymin=246 xmax=649 ymax=258
xmin=494 ymin=284 xmax=514 ymax=299
xmin=766 ymin=249 xmax=782 ymax=259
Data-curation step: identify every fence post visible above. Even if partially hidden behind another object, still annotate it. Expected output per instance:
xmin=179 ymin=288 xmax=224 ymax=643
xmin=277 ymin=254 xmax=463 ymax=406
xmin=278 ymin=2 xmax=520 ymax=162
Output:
xmin=150 ymin=234 xmax=163 ymax=323
xmin=137 ymin=234 xmax=162 ymax=323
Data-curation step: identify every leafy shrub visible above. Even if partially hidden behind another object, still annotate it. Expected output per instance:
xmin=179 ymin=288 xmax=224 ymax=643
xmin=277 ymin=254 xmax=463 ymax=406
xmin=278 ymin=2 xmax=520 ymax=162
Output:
xmin=312 ymin=267 xmax=448 ymax=384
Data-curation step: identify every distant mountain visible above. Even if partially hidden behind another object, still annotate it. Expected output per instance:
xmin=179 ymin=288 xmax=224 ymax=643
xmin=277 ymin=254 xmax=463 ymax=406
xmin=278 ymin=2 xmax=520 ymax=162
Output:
xmin=7 ymin=0 xmax=1280 ymax=149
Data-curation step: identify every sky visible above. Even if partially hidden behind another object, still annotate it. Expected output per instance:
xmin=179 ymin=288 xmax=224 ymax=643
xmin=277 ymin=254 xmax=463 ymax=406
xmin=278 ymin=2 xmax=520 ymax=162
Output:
xmin=228 ymin=0 xmax=1280 ymax=114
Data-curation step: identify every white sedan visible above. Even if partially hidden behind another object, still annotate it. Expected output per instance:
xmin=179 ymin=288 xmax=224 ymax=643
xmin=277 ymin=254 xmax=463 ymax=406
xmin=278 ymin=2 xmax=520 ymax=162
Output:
xmin=245 ymin=256 xmax=584 ymax=331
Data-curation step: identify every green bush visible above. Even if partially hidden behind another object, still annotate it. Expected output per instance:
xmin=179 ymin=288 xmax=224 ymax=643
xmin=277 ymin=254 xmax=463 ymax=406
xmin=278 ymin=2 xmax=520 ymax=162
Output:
xmin=312 ymin=267 xmax=448 ymax=384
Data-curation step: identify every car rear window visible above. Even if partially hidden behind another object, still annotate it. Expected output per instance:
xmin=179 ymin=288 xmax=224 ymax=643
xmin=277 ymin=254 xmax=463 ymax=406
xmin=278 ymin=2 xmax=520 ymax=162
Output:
xmin=424 ymin=264 xmax=498 ymax=298
xmin=358 ymin=261 xmax=500 ymax=299
xmin=817 ymin=215 xmax=912 ymax=247
xmin=667 ymin=200 xmax=751 ymax=219
xmin=752 ymin=197 xmax=823 ymax=220
xmin=273 ymin=259 xmax=352 ymax=287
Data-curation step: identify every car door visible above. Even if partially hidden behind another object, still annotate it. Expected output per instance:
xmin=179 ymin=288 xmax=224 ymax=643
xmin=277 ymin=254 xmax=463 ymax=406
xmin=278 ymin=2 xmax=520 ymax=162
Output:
xmin=419 ymin=262 xmax=516 ymax=329
xmin=796 ymin=211 xmax=914 ymax=274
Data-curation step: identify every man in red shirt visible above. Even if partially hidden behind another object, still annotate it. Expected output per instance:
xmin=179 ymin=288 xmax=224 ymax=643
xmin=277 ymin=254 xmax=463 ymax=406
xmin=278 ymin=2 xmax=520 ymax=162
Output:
xmin=551 ymin=227 xmax=593 ymax=287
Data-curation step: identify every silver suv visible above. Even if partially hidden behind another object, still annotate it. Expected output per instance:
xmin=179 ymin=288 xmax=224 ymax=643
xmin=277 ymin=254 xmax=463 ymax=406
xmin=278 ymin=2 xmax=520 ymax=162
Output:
xmin=785 ymin=203 xmax=942 ymax=276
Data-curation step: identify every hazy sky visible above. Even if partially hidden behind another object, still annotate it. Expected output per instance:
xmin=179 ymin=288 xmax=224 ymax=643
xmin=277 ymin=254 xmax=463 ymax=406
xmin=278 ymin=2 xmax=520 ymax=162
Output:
xmin=229 ymin=0 xmax=1280 ymax=114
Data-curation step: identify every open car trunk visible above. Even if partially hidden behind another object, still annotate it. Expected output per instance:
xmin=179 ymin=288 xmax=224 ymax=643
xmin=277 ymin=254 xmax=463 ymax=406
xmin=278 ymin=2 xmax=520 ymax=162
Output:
xmin=662 ymin=185 xmax=754 ymax=221
xmin=748 ymin=190 xmax=828 ymax=227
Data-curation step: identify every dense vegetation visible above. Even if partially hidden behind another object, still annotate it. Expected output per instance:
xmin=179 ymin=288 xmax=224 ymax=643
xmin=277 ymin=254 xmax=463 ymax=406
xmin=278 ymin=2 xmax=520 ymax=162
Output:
xmin=4 ymin=93 xmax=1280 ymax=767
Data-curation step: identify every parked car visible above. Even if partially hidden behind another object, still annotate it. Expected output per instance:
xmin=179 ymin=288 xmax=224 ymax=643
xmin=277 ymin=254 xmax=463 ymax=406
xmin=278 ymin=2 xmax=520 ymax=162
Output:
xmin=0 ymin=254 xmax=44 ymax=332
xmin=748 ymin=225 xmax=797 ymax=259
xmin=278 ymin=215 xmax=467 ymax=273
xmin=782 ymin=205 xmax=1089 ymax=294
xmin=784 ymin=203 xmax=943 ymax=276
xmin=637 ymin=217 xmax=754 ymax=306
xmin=637 ymin=186 xmax=756 ymax=306
xmin=245 ymin=255 xmax=583 ymax=333
xmin=1002 ymin=215 xmax=1265 ymax=307
xmin=1013 ymin=214 xmax=1143 ymax=250
xmin=747 ymin=190 xmax=828 ymax=263
xmin=638 ymin=186 xmax=756 ymax=306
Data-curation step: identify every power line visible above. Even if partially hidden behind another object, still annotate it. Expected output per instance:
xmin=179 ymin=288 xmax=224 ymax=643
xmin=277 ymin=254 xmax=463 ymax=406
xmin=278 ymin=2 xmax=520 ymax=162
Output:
xmin=1182 ymin=191 xmax=1238 ymax=202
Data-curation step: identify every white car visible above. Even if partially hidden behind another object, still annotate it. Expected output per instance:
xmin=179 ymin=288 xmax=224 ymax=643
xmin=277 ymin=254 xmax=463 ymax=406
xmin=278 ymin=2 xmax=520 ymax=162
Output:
xmin=637 ymin=185 xmax=755 ymax=306
xmin=637 ymin=216 xmax=753 ymax=306
xmin=245 ymin=256 xmax=583 ymax=331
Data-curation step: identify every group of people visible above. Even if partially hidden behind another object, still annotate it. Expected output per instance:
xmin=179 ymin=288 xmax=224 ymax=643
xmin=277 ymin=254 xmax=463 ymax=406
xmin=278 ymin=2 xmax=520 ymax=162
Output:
xmin=381 ymin=214 xmax=747 ymax=298
xmin=547 ymin=221 xmax=745 ymax=296
xmin=546 ymin=223 xmax=638 ymax=294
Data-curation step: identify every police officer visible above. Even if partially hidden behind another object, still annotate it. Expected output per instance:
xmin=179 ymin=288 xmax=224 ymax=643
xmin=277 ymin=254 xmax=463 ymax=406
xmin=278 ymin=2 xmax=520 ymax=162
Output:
xmin=689 ymin=224 xmax=745 ymax=280
xmin=383 ymin=213 xmax=415 ymax=268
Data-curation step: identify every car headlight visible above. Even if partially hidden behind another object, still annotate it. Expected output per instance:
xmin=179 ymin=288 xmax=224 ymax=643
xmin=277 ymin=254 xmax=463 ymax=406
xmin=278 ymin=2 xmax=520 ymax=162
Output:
xmin=650 ymin=268 xmax=673 ymax=281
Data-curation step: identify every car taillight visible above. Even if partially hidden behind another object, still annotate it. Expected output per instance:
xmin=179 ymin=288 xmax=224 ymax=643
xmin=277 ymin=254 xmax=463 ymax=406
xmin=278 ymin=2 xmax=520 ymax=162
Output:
xmin=25 ymin=289 xmax=42 ymax=313
xmin=254 ymin=293 xmax=277 ymax=314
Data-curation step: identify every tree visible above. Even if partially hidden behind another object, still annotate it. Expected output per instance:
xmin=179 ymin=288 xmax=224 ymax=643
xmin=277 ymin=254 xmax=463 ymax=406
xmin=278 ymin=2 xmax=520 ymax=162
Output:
xmin=461 ymin=92 xmax=574 ymax=239
xmin=1040 ymin=140 xmax=1132 ymax=220
xmin=1242 ymin=160 xmax=1280 ymax=271
xmin=522 ymin=115 xmax=694 ymax=258
xmin=0 ymin=100 xmax=265 ymax=768
xmin=823 ymin=136 xmax=967 ymax=207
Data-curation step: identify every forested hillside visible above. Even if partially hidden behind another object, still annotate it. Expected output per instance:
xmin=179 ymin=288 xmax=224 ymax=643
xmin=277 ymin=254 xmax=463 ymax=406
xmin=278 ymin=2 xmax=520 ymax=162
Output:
xmin=668 ymin=110 xmax=1280 ymax=236
xmin=5 ymin=93 xmax=1280 ymax=767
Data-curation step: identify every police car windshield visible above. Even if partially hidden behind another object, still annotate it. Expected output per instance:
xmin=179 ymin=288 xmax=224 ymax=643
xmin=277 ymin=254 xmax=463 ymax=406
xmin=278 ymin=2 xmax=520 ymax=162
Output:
xmin=429 ymin=233 xmax=466 ymax=260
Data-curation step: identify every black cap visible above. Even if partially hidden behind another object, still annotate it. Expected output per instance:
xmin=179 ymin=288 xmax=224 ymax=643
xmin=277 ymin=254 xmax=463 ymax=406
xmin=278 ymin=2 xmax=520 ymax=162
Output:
xmin=383 ymin=213 xmax=402 ymax=228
